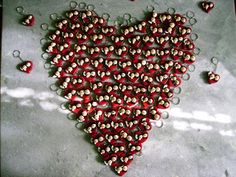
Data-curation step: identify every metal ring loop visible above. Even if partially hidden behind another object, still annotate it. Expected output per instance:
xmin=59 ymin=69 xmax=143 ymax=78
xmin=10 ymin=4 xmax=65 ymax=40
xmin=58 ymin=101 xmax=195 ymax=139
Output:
xmin=78 ymin=2 xmax=86 ymax=9
xmin=40 ymin=38 xmax=48 ymax=45
xmin=122 ymin=19 xmax=129 ymax=26
xmin=129 ymin=17 xmax=138 ymax=24
xmin=190 ymin=33 xmax=198 ymax=41
xmin=123 ymin=13 xmax=131 ymax=20
xmin=188 ymin=64 xmax=196 ymax=72
xmin=75 ymin=122 xmax=81 ymax=129
xmin=60 ymin=102 xmax=67 ymax=110
xmin=167 ymin=7 xmax=176 ymax=14
xmin=193 ymin=47 xmax=201 ymax=55
xmin=50 ymin=13 xmax=59 ymax=20
xmin=114 ymin=20 xmax=122 ymax=26
xmin=189 ymin=18 xmax=197 ymax=26
xmin=76 ymin=117 xmax=84 ymax=123
xmin=87 ymin=4 xmax=95 ymax=11
xmin=41 ymin=52 xmax=50 ymax=60
xmin=41 ymin=23 xmax=49 ymax=31
xmin=114 ymin=17 xmax=124 ymax=26
xmin=186 ymin=11 xmax=195 ymax=18
xmin=182 ymin=73 xmax=190 ymax=81
xmin=70 ymin=1 xmax=78 ymax=9
xmin=155 ymin=119 xmax=164 ymax=128
xmin=161 ymin=111 xmax=169 ymax=119
xmin=16 ymin=6 xmax=25 ymax=15
xmin=211 ymin=57 xmax=219 ymax=65
xmin=56 ymin=89 xmax=63 ymax=95
xmin=114 ymin=20 xmax=120 ymax=26
xmin=173 ymin=87 xmax=182 ymax=94
xmin=171 ymin=97 xmax=180 ymax=105
xmin=44 ymin=63 xmax=52 ymax=70
xmin=102 ymin=13 xmax=110 ymax=21
xmin=146 ymin=5 xmax=155 ymax=12
xmin=12 ymin=50 xmax=21 ymax=58
xmin=67 ymin=113 xmax=75 ymax=120
xmin=50 ymin=84 xmax=58 ymax=91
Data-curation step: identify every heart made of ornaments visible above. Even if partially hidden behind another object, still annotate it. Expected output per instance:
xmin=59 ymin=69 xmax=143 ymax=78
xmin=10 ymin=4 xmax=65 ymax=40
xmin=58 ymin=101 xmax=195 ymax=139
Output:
xmin=22 ymin=14 xmax=35 ymax=26
xmin=43 ymin=8 xmax=196 ymax=175
xmin=200 ymin=1 xmax=214 ymax=13
xmin=207 ymin=71 xmax=220 ymax=84
xmin=18 ymin=60 xmax=33 ymax=73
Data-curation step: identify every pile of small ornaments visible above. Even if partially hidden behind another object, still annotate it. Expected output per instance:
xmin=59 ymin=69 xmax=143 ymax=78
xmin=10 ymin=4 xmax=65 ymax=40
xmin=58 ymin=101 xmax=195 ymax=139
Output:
xmin=9 ymin=0 xmax=221 ymax=175
xmin=44 ymin=8 xmax=197 ymax=175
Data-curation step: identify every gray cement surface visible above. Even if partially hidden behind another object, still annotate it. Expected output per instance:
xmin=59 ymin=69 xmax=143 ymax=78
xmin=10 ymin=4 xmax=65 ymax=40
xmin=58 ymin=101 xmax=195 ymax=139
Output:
xmin=1 ymin=0 xmax=236 ymax=177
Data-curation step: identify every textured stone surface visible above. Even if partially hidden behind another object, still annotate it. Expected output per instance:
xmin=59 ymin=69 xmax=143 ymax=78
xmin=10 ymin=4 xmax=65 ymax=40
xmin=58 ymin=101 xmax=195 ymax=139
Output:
xmin=1 ymin=0 xmax=236 ymax=177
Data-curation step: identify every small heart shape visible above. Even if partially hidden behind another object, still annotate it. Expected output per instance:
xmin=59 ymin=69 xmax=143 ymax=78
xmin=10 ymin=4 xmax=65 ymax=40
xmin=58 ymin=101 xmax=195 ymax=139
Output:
xmin=207 ymin=71 xmax=220 ymax=84
xmin=200 ymin=1 xmax=215 ymax=13
xmin=17 ymin=61 xmax=33 ymax=73
xmin=22 ymin=14 xmax=35 ymax=26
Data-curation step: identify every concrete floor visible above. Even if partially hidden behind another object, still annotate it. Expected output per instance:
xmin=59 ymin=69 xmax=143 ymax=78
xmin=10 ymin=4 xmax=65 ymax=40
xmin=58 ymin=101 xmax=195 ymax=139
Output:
xmin=1 ymin=0 xmax=236 ymax=177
